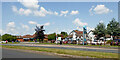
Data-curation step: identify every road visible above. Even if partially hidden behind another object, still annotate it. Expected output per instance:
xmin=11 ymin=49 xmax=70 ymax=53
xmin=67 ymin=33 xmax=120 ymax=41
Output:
xmin=2 ymin=48 xmax=64 ymax=58
xmin=2 ymin=44 xmax=119 ymax=53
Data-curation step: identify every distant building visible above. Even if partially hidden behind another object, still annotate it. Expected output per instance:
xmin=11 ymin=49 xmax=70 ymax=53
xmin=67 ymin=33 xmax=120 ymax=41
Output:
xmin=16 ymin=34 xmax=48 ymax=42
xmin=68 ymin=30 xmax=84 ymax=40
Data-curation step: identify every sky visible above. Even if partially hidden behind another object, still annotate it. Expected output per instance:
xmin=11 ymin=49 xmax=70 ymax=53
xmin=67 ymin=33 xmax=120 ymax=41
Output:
xmin=1 ymin=0 xmax=118 ymax=36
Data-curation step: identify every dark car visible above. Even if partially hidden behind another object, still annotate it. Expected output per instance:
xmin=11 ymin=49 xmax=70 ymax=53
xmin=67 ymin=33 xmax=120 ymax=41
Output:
xmin=110 ymin=39 xmax=120 ymax=46
xmin=51 ymin=40 xmax=55 ymax=43
xmin=63 ymin=40 xmax=68 ymax=44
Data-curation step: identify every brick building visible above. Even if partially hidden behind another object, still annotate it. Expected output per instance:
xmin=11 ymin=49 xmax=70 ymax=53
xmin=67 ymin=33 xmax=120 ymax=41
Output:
xmin=16 ymin=34 xmax=48 ymax=42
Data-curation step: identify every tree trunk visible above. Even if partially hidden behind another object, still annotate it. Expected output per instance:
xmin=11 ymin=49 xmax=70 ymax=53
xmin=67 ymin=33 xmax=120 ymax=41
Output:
xmin=113 ymin=36 xmax=115 ymax=40
xmin=42 ymin=39 xmax=43 ymax=43
xmin=104 ymin=40 xmax=105 ymax=45
xmin=90 ymin=40 xmax=92 ymax=45
xmin=39 ymin=39 xmax=40 ymax=43
xmin=104 ymin=37 xmax=106 ymax=45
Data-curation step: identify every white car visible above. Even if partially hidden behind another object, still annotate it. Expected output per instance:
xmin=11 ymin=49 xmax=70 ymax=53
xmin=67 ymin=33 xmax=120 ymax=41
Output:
xmin=1 ymin=41 xmax=8 ymax=43
xmin=55 ymin=40 xmax=60 ymax=44
xmin=92 ymin=40 xmax=104 ymax=45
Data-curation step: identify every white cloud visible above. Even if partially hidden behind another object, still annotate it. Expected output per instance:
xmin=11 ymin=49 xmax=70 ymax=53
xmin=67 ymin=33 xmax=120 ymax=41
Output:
xmin=33 ymin=7 xmax=50 ymax=17
xmin=18 ymin=0 xmax=39 ymax=10
xmin=33 ymin=10 xmax=46 ymax=17
xmin=54 ymin=11 xmax=58 ymax=15
xmin=7 ymin=22 xmax=15 ymax=27
xmin=70 ymin=10 xmax=79 ymax=15
xmin=89 ymin=5 xmax=112 ymax=15
xmin=19 ymin=8 xmax=32 ymax=16
xmin=12 ymin=6 xmax=32 ymax=16
xmin=94 ymin=5 xmax=112 ymax=14
xmin=76 ymin=26 xmax=83 ymax=30
xmin=60 ymin=10 xmax=68 ymax=16
xmin=13 ymin=0 xmax=78 ymax=17
xmin=99 ymin=20 xmax=104 ymax=23
xmin=21 ymin=24 xmax=29 ymax=31
xmin=4 ymin=22 xmax=19 ymax=35
xmin=73 ymin=18 xmax=88 ymax=27
xmin=37 ymin=22 xmax=50 ymax=26
xmin=33 ymin=7 xmax=58 ymax=17
xmin=28 ymin=21 xmax=37 ymax=25
xmin=87 ymin=27 xmax=94 ymax=32
xmin=89 ymin=6 xmax=94 ymax=16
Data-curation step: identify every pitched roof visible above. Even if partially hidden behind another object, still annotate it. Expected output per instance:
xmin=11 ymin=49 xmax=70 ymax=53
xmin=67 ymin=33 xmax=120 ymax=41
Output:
xmin=68 ymin=30 xmax=83 ymax=38
xmin=23 ymin=35 xmax=34 ymax=38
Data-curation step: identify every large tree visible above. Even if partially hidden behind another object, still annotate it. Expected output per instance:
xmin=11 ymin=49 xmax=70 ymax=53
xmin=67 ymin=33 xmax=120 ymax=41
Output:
xmin=34 ymin=26 xmax=45 ymax=43
xmin=93 ymin=22 xmax=106 ymax=40
xmin=48 ymin=33 xmax=56 ymax=40
xmin=2 ymin=34 xmax=17 ymax=42
xmin=0 ymin=35 xmax=1 ymax=41
xmin=107 ymin=18 xmax=120 ymax=40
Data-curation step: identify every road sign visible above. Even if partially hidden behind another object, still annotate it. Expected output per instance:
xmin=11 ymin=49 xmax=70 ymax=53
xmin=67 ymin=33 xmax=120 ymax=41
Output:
xmin=83 ymin=25 xmax=87 ymax=45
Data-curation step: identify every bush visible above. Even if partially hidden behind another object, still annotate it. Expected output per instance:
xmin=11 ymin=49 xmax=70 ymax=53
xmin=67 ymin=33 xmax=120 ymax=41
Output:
xmin=44 ymin=40 xmax=48 ymax=43
xmin=2 ymin=34 xmax=17 ymax=42
xmin=106 ymin=40 xmax=112 ymax=44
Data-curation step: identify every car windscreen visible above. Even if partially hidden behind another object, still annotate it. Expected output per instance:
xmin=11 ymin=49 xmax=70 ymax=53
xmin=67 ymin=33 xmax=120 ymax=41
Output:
xmin=94 ymin=40 xmax=97 ymax=42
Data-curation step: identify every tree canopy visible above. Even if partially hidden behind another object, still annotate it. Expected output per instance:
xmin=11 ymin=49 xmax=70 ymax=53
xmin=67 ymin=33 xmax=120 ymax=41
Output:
xmin=93 ymin=22 xmax=106 ymax=40
xmin=2 ymin=34 xmax=17 ymax=42
xmin=107 ymin=18 xmax=120 ymax=39
xmin=0 ymin=35 xmax=1 ymax=41
xmin=93 ymin=18 xmax=120 ymax=40
xmin=61 ymin=32 xmax=68 ymax=38
xmin=48 ymin=33 xmax=56 ymax=40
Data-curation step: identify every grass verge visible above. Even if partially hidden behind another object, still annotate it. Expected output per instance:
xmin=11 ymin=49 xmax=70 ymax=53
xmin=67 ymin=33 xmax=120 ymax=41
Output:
xmin=35 ymin=43 xmax=119 ymax=48
xmin=2 ymin=45 xmax=118 ymax=58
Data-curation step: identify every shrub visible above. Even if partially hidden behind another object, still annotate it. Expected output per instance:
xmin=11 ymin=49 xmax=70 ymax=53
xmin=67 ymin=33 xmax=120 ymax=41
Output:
xmin=106 ymin=40 xmax=112 ymax=44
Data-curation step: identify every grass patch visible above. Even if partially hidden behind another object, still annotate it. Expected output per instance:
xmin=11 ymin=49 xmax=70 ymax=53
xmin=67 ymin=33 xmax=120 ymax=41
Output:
xmin=2 ymin=45 xmax=119 ymax=58
xmin=2 ymin=42 xmax=20 ymax=44
xmin=35 ymin=43 xmax=119 ymax=48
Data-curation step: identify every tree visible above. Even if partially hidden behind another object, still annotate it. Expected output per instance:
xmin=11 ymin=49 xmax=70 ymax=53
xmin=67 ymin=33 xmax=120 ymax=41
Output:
xmin=93 ymin=22 xmax=106 ymax=40
xmin=2 ymin=34 xmax=17 ymax=42
xmin=48 ymin=33 xmax=56 ymax=40
xmin=107 ymin=18 xmax=120 ymax=40
xmin=34 ymin=26 xmax=45 ymax=43
xmin=0 ymin=35 xmax=1 ymax=41
xmin=61 ymin=32 xmax=68 ymax=38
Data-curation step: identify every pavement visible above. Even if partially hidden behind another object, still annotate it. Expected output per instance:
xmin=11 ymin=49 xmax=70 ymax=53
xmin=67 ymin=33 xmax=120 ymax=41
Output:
xmin=2 ymin=48 xmax=65 ymax=58
xmin=2 ymin=44 xmax=120 ymax=53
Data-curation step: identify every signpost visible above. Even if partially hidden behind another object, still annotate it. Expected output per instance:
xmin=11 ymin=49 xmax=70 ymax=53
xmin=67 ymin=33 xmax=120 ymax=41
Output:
xmin=83 ymin=26 xmax=87 ymax=45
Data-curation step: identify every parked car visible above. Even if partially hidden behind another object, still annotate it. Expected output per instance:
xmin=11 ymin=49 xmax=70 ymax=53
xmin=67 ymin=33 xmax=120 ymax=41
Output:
xmin=62 ymin=39 xmax=68 ymax=44
xmin=1 ymin=41 xmax=8 ymax=43
xmin=110 ymin=39 xmax=120 ymax=46
xmin=67 ymin=40 xmax=73 ymax=44
xmin=55 ymin=40 xmax=61 ymax=44
xmin=51 ymin=40 xmax=55 ymax=43
xmin=79 ymin=40 xmax=88 ymax=45
xmin=91 ymin=40 xmax=104 ymax=45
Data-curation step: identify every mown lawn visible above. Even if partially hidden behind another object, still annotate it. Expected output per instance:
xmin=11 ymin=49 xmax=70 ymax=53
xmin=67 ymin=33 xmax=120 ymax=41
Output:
xmin=2 ymin=45 xmax=119 ymax=58
xmin=3 ymin=42 xmax=119 ymax=48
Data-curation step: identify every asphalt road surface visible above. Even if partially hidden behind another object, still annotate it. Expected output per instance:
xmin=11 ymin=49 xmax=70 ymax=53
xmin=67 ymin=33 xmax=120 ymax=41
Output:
xmin=2 ymin=44 xmax=119 ymax=53
xmin=2 ymin=48 xmax=64 ymax=58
